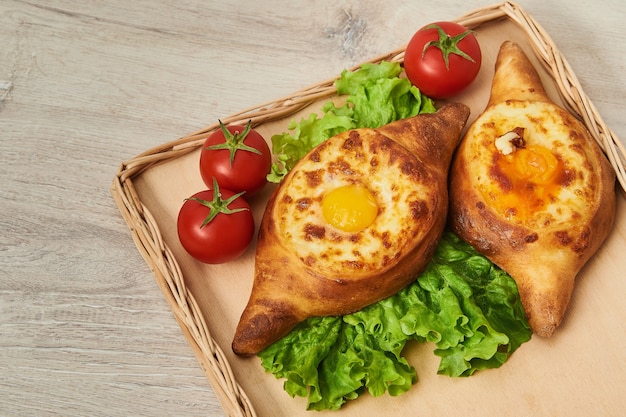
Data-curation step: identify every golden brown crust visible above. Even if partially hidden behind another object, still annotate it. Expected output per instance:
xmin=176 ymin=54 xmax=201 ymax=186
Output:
xmin=232 ymin=103 xmax=470 ymax=356
xmin=449 ymin=41 xmax=616 ymax=337
xmin=487 ymin=41 xmax=550 ymax=107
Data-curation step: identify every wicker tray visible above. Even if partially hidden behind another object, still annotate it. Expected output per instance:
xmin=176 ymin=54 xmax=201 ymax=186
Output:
xmin=111 ymin=3 xmax=626 ymax=417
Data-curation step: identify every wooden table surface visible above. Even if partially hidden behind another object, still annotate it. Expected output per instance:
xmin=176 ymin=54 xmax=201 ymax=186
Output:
xmin=1 ymin=1 xmax=624 ymax=416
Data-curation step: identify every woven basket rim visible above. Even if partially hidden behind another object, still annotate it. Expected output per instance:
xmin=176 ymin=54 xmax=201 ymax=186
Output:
xmin=110 ymin=2 xmax=626 ymax=416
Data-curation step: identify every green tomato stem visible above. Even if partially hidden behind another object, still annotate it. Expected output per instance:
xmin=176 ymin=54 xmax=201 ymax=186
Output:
xmin=421 ymin=23 xmax=476 ymax=70
xmin=186 ymin=178 xmax=248 ymax=228
xmin=205 ymin=119 xmax=262 ymax=167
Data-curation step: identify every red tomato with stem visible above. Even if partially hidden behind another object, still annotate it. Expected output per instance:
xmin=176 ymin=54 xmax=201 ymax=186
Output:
xmin=200 ymin=120 xmax=271 ymax=195
xmin=177 ymin=179 xmax=255 ymax=264
xmin=404 ymin=22 xmax=482 ymax=99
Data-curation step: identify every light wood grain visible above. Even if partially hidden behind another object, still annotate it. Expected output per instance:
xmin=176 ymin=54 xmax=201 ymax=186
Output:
xmin=1 ymin=1 xmax=625 ymax=416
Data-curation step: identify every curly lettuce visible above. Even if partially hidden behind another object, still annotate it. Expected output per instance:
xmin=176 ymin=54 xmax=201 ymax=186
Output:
xmin=267 ymin=61 xmax=436 ymax=182
xmin=259 ymin=232 xmax=532 ymax=410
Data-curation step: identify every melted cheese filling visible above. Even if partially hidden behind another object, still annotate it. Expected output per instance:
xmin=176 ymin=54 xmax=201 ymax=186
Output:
xmin=274 ymin=129 xmax=434 ymax=276
xmin=467 ymin=100 xmax=596 ymax=227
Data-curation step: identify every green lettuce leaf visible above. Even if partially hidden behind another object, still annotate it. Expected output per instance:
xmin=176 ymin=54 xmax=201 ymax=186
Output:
xmin=258 ymin=232 xmax=532 ymax=410
xmin=267 ymin=61 xmax=436 ymax=183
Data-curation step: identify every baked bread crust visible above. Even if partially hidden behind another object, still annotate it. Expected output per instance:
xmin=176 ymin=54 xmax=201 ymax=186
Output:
xmin=449 ymin=41 xmax=616 ymax=337
xmin=232 ymin=103 xmax=470 ymax=356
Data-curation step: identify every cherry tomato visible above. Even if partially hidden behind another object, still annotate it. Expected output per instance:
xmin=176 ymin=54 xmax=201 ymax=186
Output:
xmin=404 ymin=22 xmax=481 ymax=99
xmin=177 ymin=179 xmax=255 ymax=264
xmin=200 ymin=120 xmax=271 ymax=195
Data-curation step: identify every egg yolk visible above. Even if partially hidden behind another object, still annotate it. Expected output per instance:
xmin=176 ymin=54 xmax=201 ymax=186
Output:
xmin=510 ymin=145 xmax=561 ymax=185
xmin=489 ymin=144 xmax=565 ymax=220
xmin=321 ymin=184 xmax=379 ymax=232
